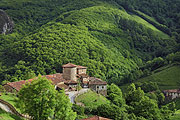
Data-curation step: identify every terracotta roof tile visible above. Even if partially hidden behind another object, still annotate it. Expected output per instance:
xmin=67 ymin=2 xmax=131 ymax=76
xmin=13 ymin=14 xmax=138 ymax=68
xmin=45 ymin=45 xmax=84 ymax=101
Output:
xmin=163 ymin=89 xmax=180 ymax=93
xmin=7 ymin=79 xmax=34 ymax=91
xmin=6 ymin=73 xmax=66 ymax=91
xmin=62 ymin=63 xmax=77 ymax=68
xmin=45 ymin=73 xmax=65 ymax=85
xmin=81 ymin=116 xmax=111 ymax=120
xmin=77 ymin=65 xmax=87 ymax=69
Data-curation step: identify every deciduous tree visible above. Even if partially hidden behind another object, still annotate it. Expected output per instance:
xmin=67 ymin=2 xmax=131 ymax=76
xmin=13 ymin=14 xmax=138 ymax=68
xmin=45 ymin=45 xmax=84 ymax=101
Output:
xmin=17 ymin=75 xmax=76 ymax=120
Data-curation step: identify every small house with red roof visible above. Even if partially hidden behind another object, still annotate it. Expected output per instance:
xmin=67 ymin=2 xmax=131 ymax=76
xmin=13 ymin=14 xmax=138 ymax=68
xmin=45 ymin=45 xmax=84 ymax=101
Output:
xmin=4 ymin=63 xmax=107 ymax=96
xmin=163 ymin=89 xmax=180 ymax=100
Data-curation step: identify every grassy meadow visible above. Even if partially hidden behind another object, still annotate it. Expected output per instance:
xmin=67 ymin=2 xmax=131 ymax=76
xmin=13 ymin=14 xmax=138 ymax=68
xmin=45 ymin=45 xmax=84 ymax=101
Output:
xmin=75 ymin=90 xmax=110 ymax=108
xmin=0 ymin=108 xmax=24 ymax=120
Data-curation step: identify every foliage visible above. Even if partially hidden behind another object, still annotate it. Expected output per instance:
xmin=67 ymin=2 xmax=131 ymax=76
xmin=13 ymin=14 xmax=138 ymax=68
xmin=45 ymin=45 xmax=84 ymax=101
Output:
xmin=17 ymin=75 xmax=76 ymax=120
xmin=135 ymin=82 xmax=159 ymax=93
xmin=0 ymin=93 xmax=20 ymax=112
xmin=107 ymin=83 xmax=125 ymax=107
xmin=72 ymin=104 xmax=85 ymax=116
xmin=0 ymin=85 xmax=5 ymax=93
xmin=0 ymin=0 xmax=177 ymax=86
xmin=125 ymin=83 xmax=165 ymax=120
xmin=137 ymin=65 xmax=180 ymax=90
xmin=97 ymin=103 xmax=128 ymax=120
xmin=54 ymin=90 xmax=76 ymax=120
xmin=0 ymin=108 xmax=24 ymax=120
xmin=170 ymin=110 xmax=180 ymax=120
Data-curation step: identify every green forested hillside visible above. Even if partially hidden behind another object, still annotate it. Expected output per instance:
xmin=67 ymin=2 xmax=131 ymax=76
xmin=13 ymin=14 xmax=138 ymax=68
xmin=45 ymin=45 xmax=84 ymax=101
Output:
xmin=0 ymin=0 xmax=179 ymax=84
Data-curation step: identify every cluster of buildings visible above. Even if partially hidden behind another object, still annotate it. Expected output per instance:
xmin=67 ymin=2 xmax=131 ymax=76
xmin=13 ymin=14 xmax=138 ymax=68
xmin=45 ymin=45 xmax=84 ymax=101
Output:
xmin=3 ymin=63 xmax=107 ymax=96
xmin=163 ymin=89 xmax=180 ymax=100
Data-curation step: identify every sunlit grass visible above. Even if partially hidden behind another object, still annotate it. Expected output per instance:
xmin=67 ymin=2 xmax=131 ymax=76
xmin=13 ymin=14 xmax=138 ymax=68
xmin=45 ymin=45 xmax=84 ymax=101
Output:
xmin=75 ymin=90 xmax=110 ymax=108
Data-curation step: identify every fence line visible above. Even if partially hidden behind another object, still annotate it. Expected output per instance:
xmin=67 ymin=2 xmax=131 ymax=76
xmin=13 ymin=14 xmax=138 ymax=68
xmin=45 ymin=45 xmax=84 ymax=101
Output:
xmin=0 ymin=98 xmax=31 ymax=119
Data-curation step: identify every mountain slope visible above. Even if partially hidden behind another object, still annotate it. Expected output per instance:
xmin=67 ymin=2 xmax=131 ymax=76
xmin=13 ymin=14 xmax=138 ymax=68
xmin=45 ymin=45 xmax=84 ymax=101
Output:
xmin=0 ymin=0 xmax=177 ymax=84
xmin=137 ymin=64 xmax=180 ymax=90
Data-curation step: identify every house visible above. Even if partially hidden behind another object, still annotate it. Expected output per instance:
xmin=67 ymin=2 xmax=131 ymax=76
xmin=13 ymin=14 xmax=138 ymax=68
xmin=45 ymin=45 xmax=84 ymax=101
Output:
xmin=56 ymin=82 xmax=69 ymax=92
xmin=81 ymin=116 xmax=111 ymax=120
xmin=89 ymin=77 xmax=107 ymax=96
xmin=163 ymin=89 xmax=180 ymax=100
xmin=3 ymin=73 xmax=67 ymax=93
xmin=62 ymin=63 xmax=107 ymax=96
xmin=4 ymin=63 xmax=107 ymax=96
xmin=3 ymin=79 xmax=34 ymax=93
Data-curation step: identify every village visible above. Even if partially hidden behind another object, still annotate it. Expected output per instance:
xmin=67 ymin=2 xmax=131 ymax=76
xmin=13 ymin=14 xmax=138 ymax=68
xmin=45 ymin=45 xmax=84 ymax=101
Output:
xmin=3 ymin=63 xmax=107 ymax=96
xmin=0 ymin=63 xmax=180 ymax=120
xmin=0 ymin=63 xmax=111 ymax=120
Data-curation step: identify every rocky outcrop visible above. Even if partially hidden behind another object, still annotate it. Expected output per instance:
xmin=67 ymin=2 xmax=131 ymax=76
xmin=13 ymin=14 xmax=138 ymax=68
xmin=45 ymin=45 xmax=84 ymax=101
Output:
xmin=0 ymin=9 xmax=14 ymax=34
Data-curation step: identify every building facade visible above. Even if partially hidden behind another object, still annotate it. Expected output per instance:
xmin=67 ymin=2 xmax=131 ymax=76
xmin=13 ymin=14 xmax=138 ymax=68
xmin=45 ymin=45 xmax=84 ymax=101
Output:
xmin=4 ymin=63 xmax=107 ymax=96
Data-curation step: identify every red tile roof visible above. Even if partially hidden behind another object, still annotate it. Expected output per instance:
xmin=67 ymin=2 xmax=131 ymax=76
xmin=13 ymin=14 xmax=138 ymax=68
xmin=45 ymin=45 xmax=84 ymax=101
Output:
xmin=62 ymin=63 xmax=77 ymax=68
xmin=77 ymin=65 xmax=87 ymax=69
xmin=62 ymin=63 xmax=87 ymax=69
xmin=6 ymin=73 xmax=66 ymax=91
xmin=163 ymin=89 xmax=180 ymax=93
xmin=81 ymin=116 xmax=111 ymax=120
xmin=6 ymin=79 xmax=34 ymax=91
xmin=44 ymin=73 xmax=65 ymax=85
xmin=89 ymin=77 xmax=107 ymax=85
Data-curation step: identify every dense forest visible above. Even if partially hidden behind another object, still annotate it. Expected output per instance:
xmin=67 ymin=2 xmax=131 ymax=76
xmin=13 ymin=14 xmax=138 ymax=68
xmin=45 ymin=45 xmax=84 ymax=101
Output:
xmin=0 ymin=0 xmax=179 ymax=86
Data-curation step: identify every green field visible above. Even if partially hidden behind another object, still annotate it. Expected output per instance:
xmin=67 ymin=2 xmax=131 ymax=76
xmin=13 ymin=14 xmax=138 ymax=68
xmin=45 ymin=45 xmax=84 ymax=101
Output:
xmin=138 ymin=65 xmax=180 ymax=90
xmin=170 ymin=110 xmax=180 ymax=120
xmin=0 ymin=108 xmax=24 ymax=120
xmin=0 ymin=93 xmax=21 ymax=112
xmin=0 ymin=93 xmax=23 ymax=120
xmin=120 ymin=65 xmax=180 ymax=92
xmin=75 ymin=90 xmax=110 ymax=108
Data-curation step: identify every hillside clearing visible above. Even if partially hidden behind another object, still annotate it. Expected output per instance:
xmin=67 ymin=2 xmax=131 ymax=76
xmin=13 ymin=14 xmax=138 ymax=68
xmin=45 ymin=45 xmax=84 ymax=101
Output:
xmin=120 ymin=65 xmax=180 ymax=92
xmin=75 ymin=90 xmax=110 ymax=108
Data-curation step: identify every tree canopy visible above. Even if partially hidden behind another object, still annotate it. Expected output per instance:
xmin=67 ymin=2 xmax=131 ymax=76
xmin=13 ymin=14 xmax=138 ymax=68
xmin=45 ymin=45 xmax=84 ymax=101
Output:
xmin=17 ymin=75 xmax=76 ymax=120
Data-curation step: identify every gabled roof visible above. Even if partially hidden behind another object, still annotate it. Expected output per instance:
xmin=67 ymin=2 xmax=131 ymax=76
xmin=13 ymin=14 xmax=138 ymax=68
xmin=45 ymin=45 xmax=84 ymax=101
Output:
xmin=62 ymin=63 xmax=77 ymax=68
xmin=163 ymin=89 xmax=180 ymax=93
xmin=81 ymin=116 xmax=111 ymax=120
xmin=62 ymin=63 xmax=87 ymax=69
xmin=77 ymin=65 xmax=87 ymax=69
xmin=89 ymin=77 xmax=107 ymax=85
xmin=6 ymin=79 xmax=34 ymax=91
xmin=56 ymin=83 xmax=69 ymax=90
xmin=78 ymin=74 xmax=89 ymax=78
xmin=44 ymin=73 xmax=65 ymax=85
xmin=5 ymin=73 xmax=66 ymax=92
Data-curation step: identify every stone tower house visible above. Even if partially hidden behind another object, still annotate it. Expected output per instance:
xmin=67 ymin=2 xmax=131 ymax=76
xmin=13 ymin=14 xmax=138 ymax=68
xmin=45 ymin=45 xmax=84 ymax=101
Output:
xmin=62 ymin=63 xmax=77 ymax=81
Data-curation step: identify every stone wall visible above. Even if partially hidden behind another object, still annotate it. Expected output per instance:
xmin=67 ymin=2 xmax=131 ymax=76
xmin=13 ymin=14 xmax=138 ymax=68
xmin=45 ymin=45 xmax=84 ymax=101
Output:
xmin=89 ymin=84 xmax=107 ymax=96
xmin=77 ymin=68 xmax=86 ymax=74
xmin=63 ymin=67 xmax=77 ymax=81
